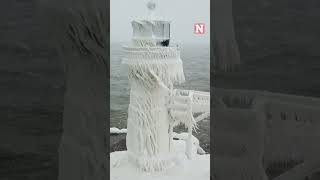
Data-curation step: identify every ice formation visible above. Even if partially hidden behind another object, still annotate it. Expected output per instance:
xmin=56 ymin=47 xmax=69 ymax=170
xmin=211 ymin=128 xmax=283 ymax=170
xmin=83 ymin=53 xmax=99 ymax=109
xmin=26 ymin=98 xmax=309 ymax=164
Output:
xmin=112 ymin=0 xmax=210 ymax=174
xmin=110 ymin=127 xmax=127 ymax=134
xmin=123 ymin=23 xmax=185 ymax=171
xmin=213 ymin=87 xmax=320 ymax=179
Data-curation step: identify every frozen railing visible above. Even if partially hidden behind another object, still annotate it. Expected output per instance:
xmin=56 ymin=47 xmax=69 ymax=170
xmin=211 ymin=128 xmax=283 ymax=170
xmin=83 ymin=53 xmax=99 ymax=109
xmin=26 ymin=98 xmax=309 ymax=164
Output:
xmin=213 ymin=87 xmax=320 ymax=179
xmin=172 ymin=89 xmax=210 ymax=114
xmin=213 ymin=87 xmax=320 ymax=108
xmin=167 ymin=88 xmax=210 ymax=159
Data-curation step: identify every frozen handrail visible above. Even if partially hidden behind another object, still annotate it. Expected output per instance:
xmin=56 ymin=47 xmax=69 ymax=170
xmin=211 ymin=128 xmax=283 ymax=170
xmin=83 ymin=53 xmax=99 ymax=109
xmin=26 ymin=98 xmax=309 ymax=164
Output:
xmin=173 ymin=89 xmax=210 ymax=113
xmin=167 ymin=88 xmax=210 ymax=159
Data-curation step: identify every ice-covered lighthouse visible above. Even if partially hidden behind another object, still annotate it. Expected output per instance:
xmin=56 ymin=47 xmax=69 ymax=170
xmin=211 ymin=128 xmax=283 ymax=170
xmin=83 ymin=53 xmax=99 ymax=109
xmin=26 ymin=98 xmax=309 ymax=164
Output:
xmin=122 ymin=0 xmax=186 ymax=171
xmin=112 ymin=0 xmax=210 ymax=174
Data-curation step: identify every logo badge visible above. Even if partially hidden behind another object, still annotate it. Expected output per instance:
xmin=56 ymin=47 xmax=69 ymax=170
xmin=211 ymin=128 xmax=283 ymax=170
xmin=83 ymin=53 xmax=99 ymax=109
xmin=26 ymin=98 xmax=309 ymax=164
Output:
xmin=194 ymin=23 xmax=205 ymax=34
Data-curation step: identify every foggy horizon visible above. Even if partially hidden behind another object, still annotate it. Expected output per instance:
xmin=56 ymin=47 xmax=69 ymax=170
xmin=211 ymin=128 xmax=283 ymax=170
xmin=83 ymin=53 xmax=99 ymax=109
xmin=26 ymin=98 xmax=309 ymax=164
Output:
xmin=110 ymin=0 xmax=210 ymax=44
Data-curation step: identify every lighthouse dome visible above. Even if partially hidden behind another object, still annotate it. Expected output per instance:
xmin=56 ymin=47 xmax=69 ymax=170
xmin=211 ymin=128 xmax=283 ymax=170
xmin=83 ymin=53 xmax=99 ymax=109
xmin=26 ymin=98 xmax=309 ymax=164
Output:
xmin=131 ymin=19 xmax=171 ymax=47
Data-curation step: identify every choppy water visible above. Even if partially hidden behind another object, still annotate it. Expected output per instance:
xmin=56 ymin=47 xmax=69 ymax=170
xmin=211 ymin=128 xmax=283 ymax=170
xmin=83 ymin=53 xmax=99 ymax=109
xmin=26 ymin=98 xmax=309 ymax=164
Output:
xmin=110 ymin=43 xmax=210 ymax=128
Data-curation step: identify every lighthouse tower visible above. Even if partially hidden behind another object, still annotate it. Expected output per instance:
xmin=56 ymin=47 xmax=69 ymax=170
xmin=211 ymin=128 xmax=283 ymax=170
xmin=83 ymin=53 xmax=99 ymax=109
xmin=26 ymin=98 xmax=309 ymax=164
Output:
xmin=122 ymin=0 xmax=185 ymax=171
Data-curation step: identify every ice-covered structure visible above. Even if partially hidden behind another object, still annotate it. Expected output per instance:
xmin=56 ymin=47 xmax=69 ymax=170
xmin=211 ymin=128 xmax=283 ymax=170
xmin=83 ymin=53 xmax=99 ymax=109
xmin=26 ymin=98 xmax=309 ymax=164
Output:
xmin=213 ymin=87 xmax=320 ymax=179
xmin=112 ymin=0 xmax=210 ymax=174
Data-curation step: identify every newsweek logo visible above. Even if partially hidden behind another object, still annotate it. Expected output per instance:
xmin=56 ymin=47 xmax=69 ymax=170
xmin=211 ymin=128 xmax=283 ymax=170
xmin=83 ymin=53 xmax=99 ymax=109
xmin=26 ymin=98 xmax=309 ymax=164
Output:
xmin=194 ymin=23 xmax=205 ymax=34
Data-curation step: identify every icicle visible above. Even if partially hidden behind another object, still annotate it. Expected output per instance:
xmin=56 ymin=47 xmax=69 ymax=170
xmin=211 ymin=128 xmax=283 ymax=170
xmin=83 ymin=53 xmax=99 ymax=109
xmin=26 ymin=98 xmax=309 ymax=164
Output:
xmin=122 ymin=45 xmax=185 ymax=87
xmin=186 ymin=126 xmax=193 ymax=159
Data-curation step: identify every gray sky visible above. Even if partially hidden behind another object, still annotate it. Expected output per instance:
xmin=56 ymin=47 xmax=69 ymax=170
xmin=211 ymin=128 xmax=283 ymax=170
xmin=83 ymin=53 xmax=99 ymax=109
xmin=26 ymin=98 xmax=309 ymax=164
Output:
xmin=111 ymin=0 xmax=210 ymax=44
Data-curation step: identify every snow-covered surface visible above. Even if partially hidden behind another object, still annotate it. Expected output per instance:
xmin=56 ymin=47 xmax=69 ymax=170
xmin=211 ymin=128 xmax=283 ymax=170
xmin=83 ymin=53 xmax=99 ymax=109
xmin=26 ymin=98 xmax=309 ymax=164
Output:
xmin=110 ymin=139 xmax=210 ymax=180
xmin=110 ymin=128 xmax=207 ymax=155
xmin=110 ymin=127 xmax=127 ymax=134
xmin=172 ymin=132 xmax=206 ymax=155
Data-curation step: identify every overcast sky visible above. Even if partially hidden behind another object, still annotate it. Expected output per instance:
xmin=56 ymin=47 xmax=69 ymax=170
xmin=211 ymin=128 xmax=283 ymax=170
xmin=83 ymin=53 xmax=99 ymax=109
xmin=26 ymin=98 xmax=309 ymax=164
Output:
xmin=111 ymin=0 xmax=210 ymax=44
